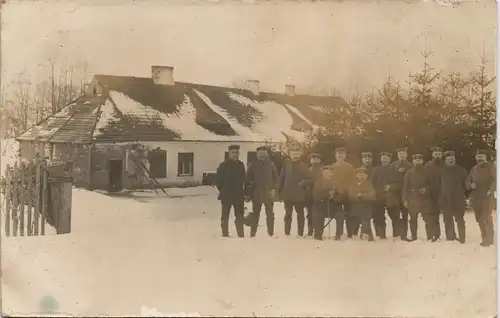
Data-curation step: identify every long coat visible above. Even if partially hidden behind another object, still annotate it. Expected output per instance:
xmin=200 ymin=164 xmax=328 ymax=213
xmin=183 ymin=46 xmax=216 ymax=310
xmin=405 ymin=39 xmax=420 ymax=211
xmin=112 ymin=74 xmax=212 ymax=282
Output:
xmin=372 ymin=164 xmax=400 ymax=206
xmin=467 ymin=161 xmax=496 ymax=214
xmin=388 ymin=160 xmax=414 ymax=205
xmin=327 ymin=161 xmax=356 ymax=200
xmin=278 ymin=160 xmax=312 ymax=202
xmin=216 ymin=159 xmax=246 ymax=203
xmin=347 ymin=180 xmax=376 ymax=217
xmin=439 ymin=164 xmax=468 ymax=212
xmin=402 ymin=165 xmax=431 ymax=212
xmin=425 ymin=159 xmax=445 ymax=200
xmin=305 ymin=163 xmax=324 ymax=201
xmin=246 ymin=159 xmax=279 ymax=202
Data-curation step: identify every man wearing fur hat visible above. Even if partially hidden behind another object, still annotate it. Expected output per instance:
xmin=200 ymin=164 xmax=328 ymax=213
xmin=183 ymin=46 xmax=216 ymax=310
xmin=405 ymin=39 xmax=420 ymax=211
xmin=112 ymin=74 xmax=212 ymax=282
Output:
xmin=439 ymin=150 xmax=468 ymax=243
xmin=425 ymin=146 xmax=445 ymax=240
xmin=388 ymin=147 xmax=414 ymax=240
xmin=402 ymin=152 xmax=433 ymax=241
xmin=329 ymin=147 xmax=357 ymax=238
xmin=372 ymin=151 xmax=399 ymax=239
xmin=467 ymin=149 xmax=496 ymax=247
xmin=245 ymin=146 xmax=280 ymax=237
xmin=278 ymin=145 xmax=313 ymax=236
xmin=305 ymin=152 xmax=324 ymax=236
xmin=216 ymin=144 xmax=247 ymax=238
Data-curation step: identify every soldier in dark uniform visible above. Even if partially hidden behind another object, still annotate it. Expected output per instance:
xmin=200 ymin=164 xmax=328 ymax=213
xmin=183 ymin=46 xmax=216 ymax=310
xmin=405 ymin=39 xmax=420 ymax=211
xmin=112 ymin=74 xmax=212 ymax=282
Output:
xmin=425 ymin=146 xmax=445 ymax=240
xmin=467 ymin=149 xmax=496 ymax=247
xmin=215 ymin=144 xmax=246 ymax=238
xmin=348 ymin=167 xmax=376 ymax=241
xmin=402 ymin=153 xmax=432 ymax=241
xmin=388 ymin=147 xmax=414 ymax=240
xmin=439 ymin=150 xmax=468 ymax=243
xmin=358 ymin=151 xmax=375 ymax=236
xmin=312 ymin=166 xmax=337 ymax=241
xmin=329 ymin=147 xmax=357 ymax=238
xmin=305 ymin=153 xmax=324 ymax=236
xmin=278 ymin=146 xmax=313 ymax=236
xmin=372 ymin=151 xmax=399 ymax=239
xmin=245 ymin=146 xmax=279 ymax=237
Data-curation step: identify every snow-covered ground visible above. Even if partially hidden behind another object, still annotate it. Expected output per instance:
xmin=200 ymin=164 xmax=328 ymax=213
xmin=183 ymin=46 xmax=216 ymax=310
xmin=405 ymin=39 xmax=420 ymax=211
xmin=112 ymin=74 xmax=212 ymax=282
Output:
xmin=1 ymin=186 xmax=497 ymax=317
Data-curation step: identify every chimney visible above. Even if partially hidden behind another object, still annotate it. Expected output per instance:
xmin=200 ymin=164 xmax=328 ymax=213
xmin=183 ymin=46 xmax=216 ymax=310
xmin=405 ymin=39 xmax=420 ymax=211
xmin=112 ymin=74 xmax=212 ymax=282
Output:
xmin=285 ymin=84 xmax=296 ymax=96
xmin=246 ymin=79 xmax=260 ymax=96
xmin=151 ymin=65 xmax=174 ymax=86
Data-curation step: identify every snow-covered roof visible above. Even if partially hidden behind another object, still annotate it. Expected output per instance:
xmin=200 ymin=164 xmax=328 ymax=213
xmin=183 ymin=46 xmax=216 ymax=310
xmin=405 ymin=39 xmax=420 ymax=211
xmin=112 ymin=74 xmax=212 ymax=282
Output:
xmin=16 ymin=75 xmax=347 ymax=144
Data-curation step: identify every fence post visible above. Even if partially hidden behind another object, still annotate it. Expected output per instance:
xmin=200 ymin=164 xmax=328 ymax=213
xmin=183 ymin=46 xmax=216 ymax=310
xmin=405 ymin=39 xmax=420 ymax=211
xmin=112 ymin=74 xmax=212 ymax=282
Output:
xmin=19 ymin=162 xmax=25 ymax=236
xmin=27 ymin=162 xmax=33 ymax=236
xmin=4 ymin=164 xmax=11 ymax=237
xmin=41 ymin=161 xmax=48 ymax=235
xmin=11 ymin=162 xmax=19 ymax=237
xmin=34 ymin=159 xmax=41 ymax=235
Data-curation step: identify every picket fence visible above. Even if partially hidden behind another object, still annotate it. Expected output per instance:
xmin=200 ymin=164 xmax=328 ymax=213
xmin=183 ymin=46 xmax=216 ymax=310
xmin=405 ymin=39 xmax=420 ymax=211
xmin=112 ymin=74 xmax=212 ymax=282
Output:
xmin=0 ymin=160 xmax=50 ymax=236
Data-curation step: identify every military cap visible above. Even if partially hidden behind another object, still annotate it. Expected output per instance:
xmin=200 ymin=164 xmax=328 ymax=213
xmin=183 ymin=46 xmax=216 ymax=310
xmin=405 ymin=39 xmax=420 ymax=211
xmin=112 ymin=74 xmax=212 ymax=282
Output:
xmin=380 ymin=152 xmax=392 ymax=158
xmin=431 ymin=146 xmax=443 ymax=152
xmin=335 ymin=147 xmax=346 ymax=153
xmin=396 ymin=147 xmax=408 ymax=152
xmin=412 ymin=154 xmax=424 ymax=159
xmin=228 ymin=144 xmax=240 ymax=150
xmin=322 ymin=165 xmax=333 ymax=171
xmin=476 ymin=149 xmax=488 ymax=155
xmin=361 ymin=152 xmax=373 ymax=157
xmin=256 ymin=146 xmax=267 ymax=151
xmin=309 ymin=152 xmax=321 ymax=159
xmin=355 ymin=167 xmax=368 ymax=174
xmin=443 ymin=150 xmax=455 ymax=158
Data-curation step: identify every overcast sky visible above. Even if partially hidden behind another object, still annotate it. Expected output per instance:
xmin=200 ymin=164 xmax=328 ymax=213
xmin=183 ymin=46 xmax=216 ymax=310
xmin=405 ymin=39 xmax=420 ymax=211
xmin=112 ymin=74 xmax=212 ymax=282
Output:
xmin=1 ymin=0 xmax=497 ymax=95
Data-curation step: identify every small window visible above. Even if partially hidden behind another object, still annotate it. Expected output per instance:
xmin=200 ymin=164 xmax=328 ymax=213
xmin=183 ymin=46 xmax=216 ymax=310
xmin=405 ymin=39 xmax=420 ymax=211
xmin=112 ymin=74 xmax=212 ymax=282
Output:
xmin=247 ymin=151 xmax=257 ymax=166
xmin=178 ymin=152 xmax=194 ymax=176
xmin=148 ymin=149 xmax=167 ymax=178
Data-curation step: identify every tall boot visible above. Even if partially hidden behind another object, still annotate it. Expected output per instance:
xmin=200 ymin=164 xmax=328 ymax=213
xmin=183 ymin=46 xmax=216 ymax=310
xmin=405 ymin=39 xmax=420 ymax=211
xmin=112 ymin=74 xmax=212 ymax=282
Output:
xmin=297 ymin=217 xmax=305 ymax=237
xmin=250 ymin=213 xmax=260 ymax=237
xmin=409 ymin=218 xmax=418 ymax=241
xmin=235 ymin=221 xmax=244 ymax=238
xmin=479 ymin=223 xmax=486 ymax=242
xmin=284 ymin=217 xmax=292 ymax=236
xmin=307 ymin=215 xmax=314 ymax=236
xmin=482 ymin=219 xmax=494 ymax=247
xmin=221 ymin=222 xmax=229 ymax=237
xmin=425 ymin=221 xmax=433 ymax=240
xmin=266 ymin=217 xmax=274 ymax=236
xmin=457 ymin=220 xmax=466 ymax=244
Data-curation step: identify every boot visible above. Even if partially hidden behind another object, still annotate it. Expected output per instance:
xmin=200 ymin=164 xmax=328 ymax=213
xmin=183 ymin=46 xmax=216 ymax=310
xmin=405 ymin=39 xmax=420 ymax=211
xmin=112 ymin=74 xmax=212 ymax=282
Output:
xmin=284 ymin=218 xmax=292 ymax=236
xmin=482 ymin=220 xmax=495 ymax=246
xmin=267 ymin=218 xmax=274 ymax=236
xmin=479 ymin=223 xmax=486 ymax=242
xmin=392 ymin=222 xmax=400 ymax=238
xmin=235 ymin=222 xmax=244 ymax=238
xmin=250 ymin=213 xmax=260 ymax=237
xmin=297 ymin=217 xmax=305 ymax=237
xmin=221 ymin=222 xmax=229 ymax=237
xmin=410 ymin=219 xmax=418 ymax=241
xmin=457 ymin=221 xmax=466 ymax=244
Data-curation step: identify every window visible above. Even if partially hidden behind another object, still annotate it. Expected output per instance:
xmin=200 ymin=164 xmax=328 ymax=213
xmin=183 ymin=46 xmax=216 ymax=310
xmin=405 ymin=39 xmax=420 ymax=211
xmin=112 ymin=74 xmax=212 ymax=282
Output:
xmin=148 ymin=149 xmax=167 ymax=178
xmin=247 ymin=151 xmax=257 ymax=166
xmin=178 ymin=152 xmax=194 ymax=176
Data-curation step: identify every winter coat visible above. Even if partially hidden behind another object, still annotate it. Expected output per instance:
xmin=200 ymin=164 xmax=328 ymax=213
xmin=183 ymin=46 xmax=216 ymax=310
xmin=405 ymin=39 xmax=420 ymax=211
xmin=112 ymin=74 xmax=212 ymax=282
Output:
xmin=467 ymin=161 xmax=496 ymax=213
xmin=278 ymin=160 xmax=313 ymax=203
xmin=402 ymin=165 xmax=431 ymax=211
xmin=216 ymin=159 xmax=246 ymax=203
xmin=425 ymin=159 xmax=445 ymax=200
xmin=388 ymin=160 xmax=414 ymax=200
xmin=246 ymin=158 xmax=279 ymax=202
xmin=347 ymin=180 xmax=376 ymax=217
xmin=326 ymin=161 xmax=356 ymax=201
xmin=305 ymin=163 xmax=324 ymax=201
xmin=312 ymin=178 xmax=336 ymax=202
xmin=361 ymin=164 xmax=375 ymax=180
xmin=372 ymin=164 xmax=400 ymax=206
xmin=439 ymin=164 xmax=468 ymax=212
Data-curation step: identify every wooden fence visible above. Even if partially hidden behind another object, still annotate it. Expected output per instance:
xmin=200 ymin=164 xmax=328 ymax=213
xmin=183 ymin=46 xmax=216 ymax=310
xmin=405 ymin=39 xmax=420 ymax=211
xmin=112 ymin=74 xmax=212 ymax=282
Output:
xmin=0 ymin=159 xmax=73 ymax=237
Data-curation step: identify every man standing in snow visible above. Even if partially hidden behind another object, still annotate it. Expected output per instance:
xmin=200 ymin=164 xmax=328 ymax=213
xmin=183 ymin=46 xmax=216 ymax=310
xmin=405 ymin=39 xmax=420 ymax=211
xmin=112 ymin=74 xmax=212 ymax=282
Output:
xmin=467 ymin=149 xmax=496 ymax=247
xmin=439 ymin=150 xmax=468 ymax=243
xmin=388 ymin=147 xmax=414 ymax=240
xmin=216 ymin=144 xmax=246 ymax=238
xmin=245 ymin=146 xmax=280 ymax=237
xmin=425 ymin=146 xmax=445 ymax=240
xmin=311 ymin=166 xmax=337 ymax=241
xmin=329 ymin=147 xmax=357 ymax=238
xmin=402 ymin=152 xmax=432 ymax=242
xmin=348 ymin=167 xmax=376 ymax=241
xmin=305 ymin=152 xmax=324 ymax=236
xmin=372 ymin=151 xmax=399 ymax=239
xmin=278 ymin=145 xmax=312 ymax=237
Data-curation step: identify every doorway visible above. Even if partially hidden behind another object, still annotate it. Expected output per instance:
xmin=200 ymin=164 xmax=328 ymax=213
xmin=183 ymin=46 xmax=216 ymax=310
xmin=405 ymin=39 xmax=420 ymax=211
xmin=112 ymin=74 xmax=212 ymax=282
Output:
xmin=108 ymin=160 xmax=123 ymax=192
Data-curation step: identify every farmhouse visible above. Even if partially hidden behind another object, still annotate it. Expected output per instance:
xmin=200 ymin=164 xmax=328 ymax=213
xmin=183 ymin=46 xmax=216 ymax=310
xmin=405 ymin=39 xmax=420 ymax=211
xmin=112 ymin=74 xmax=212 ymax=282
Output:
xmin=16 ymin=66 xmax=346 ymax=191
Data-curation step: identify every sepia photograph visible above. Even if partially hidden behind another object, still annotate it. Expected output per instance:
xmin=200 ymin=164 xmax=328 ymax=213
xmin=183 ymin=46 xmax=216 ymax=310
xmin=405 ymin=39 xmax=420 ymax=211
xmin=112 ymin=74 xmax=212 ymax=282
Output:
xmin=0 ymin=0 xmax=497 ymax=316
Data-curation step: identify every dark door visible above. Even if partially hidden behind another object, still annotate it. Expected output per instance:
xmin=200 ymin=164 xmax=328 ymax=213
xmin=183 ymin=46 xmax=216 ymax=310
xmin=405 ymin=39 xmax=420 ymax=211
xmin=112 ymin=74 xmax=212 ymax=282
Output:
xmin=108 ymin=160 xmax=123 ymax=192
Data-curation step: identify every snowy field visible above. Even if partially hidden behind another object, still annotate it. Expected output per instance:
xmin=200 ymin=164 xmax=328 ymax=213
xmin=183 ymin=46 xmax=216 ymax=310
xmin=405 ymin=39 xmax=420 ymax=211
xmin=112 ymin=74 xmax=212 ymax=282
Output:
xmin=1 ymin=185 xmax=497 ymax=317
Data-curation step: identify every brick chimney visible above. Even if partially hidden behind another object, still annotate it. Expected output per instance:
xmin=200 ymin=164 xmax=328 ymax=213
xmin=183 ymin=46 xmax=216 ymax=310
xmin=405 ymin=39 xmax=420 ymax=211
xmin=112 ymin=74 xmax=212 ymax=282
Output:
xmin=246 ymin=79 xmax=260 ymax=96
xmin=151 ymin=65 xmax=174 ymax=86
xmin=285 ymin=84 xmax=296 ymax=96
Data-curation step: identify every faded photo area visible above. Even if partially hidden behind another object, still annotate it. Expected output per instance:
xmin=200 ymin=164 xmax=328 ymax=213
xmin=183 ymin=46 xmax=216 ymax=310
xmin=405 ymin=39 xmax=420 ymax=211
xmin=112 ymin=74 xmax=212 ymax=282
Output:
xmin=0 ymin=0 xmax=497 ymax=316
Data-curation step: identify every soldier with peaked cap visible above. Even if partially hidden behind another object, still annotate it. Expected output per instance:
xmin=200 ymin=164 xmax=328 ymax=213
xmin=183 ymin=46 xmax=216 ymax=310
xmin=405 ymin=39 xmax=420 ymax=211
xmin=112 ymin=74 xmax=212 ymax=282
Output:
xmin=372 ymin=151 xmax=399 ymax=239
xmin=347 ymin=167 xmax=376 ymax=241
xmin=439 ymin=150 xmax=468 ymax=243
xmin=304 ymin=152 xmax=324 ymax=236
xmin=388 ymin=147 xmax=414 ymax=240
xmin=245 ymin=145 xmax=280 ymax=237
xmin=278 ymin=145 xmax=313 ymax=236
xmin=402 ymin=152 xmax=433 ymax=241
xmin=425 ymin=146 xmax=445 ymax=241
xmin=216 ymin=144 xmax=247 ymax=238
xmin=467 ymin=149 xmax=496 ymax=247
xmin=328 ymin=146 xmax=357 ymax=238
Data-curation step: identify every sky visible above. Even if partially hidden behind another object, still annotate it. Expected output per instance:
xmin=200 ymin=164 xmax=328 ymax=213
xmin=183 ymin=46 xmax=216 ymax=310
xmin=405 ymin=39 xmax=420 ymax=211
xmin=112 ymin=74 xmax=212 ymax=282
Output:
xmin=1 ymin=0 xmax=497 ymax=96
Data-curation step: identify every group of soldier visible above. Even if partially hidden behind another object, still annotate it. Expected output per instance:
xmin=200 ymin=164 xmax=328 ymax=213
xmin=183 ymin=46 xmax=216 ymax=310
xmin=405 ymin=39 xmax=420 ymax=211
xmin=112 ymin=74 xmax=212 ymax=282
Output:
xmin=215 ymin=143 xmax=496 ymax=247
